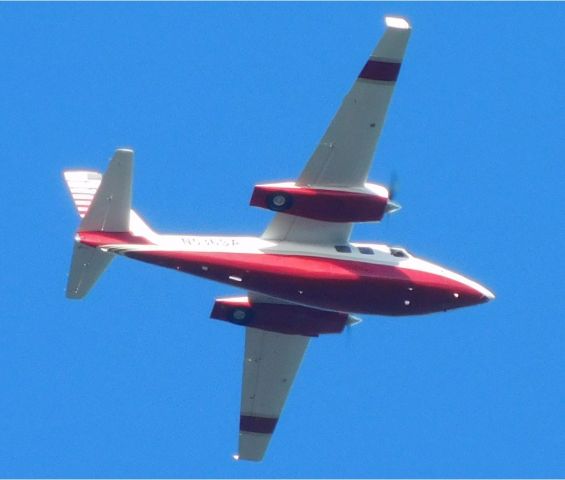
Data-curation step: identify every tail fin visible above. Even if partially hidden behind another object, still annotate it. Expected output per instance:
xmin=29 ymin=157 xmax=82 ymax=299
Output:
xmin=64 ymin=148 xmax=153 ymax=299
xmin=79 ymin=148 xmax=133 ymax=232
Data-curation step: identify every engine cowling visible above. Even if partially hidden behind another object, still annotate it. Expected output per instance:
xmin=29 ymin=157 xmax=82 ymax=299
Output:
xmin=250 ymin=182 xmax=397 ymax=223
xmin=210 ymin=296 xmax=355 ymax=337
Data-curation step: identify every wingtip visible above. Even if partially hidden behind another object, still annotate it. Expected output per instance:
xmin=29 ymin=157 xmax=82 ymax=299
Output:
xmin=116 ymin=147 xmax=134 ymax=155
xmin=385 ymin=16 xmax=411 ymax=30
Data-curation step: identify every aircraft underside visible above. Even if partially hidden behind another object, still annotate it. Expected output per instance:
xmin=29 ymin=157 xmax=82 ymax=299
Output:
xmin=63 ymin=16 xmax=494 ymax=462
xmin=76 ymin=230 xmax=490 ymax=316
xmin=126 ymin=249 xmax=489 ymax=316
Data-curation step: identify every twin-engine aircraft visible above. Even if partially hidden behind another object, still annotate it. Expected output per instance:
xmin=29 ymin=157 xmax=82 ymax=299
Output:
xmin=63 ymin=16 xmax=494 ymax=461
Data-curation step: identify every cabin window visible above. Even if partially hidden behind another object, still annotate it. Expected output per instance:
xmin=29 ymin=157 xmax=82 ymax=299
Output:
xmin=390 ymin=247 xmax=409 ymax=258
xmin=335 ymin=245 xmax=352 ymax=253
xmin=359 ymin=247 xmax=374 ymax=255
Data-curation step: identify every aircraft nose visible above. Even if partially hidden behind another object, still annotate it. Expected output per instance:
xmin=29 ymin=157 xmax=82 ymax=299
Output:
xmin=442 ymin=273 xmax=495 ymax=308
xmin=454 ymin=279 xmax=495 ymax=306
xmin=481 ymin=287 xmax=496 ymax=302
xmin=472 ymin=282 xmax=495 ymax=303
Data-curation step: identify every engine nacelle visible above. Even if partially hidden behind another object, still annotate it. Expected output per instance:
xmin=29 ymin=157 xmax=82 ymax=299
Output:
xmin=210 ymin=296 xmax=354 ymax=337
xmin=250 ymin=182 xmax=397 ymax=223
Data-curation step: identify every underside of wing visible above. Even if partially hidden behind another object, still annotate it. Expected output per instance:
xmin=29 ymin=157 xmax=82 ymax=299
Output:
xmin=261 ymin=17 xmax=411 ymax=244
xmin=261 ymin=214 xmax=352 ymax=244
xmin=237 ymin=327 xmax=309 ymax=461
xmin=298 ymin=16 xmax=411 ymax=189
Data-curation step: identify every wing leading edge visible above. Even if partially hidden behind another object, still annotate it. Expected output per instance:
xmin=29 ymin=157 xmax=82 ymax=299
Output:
xmin=298 ymin=16 xmax=411 ymax=188
xmin=262 ymin=16 xmax=411 ymax=245
xmin=237 ymin=327 xmax=310 ymax=461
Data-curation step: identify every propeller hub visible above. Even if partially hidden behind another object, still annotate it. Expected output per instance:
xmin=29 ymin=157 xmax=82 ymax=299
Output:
xmin=385 ymin=199 xmax=402 ymax=214
xmin=346 ymin=315 xmax=363 ymax=327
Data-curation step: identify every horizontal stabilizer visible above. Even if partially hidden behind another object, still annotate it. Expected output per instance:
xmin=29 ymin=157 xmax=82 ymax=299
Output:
xmin=66 ymin=242 xmax=114 ymax=299
xmin=63 ymin=171 xmax=102 ymax=218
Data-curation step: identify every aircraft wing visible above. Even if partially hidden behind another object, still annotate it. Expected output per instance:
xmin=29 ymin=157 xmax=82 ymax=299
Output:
xmin=262 ymin=17 xmax=411 ymax=244
xmin=237 ymin=327 xmax=310 ymax=461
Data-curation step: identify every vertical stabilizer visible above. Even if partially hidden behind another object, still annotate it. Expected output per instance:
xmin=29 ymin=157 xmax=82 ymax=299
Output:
xmin=78 ymin=149 xmax=133 ymax=232
xmin=64 ymin=148 xmax=136 ymax=299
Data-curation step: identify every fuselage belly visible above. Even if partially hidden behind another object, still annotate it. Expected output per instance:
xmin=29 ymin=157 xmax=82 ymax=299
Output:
xmin=124 ymin=249 xmax=489 ymax=316
xmin=78 ymin=231 xmax=492 ymax=316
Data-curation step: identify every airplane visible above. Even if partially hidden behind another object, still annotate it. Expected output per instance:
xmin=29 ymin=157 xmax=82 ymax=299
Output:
xmin=63 ymin=16 xmax=494 ymax=461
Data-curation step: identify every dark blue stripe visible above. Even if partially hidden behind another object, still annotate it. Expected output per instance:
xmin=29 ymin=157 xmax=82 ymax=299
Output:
xmin=240 ymin=415 xmax=278 ymax=434
xmin=359 ymin=59 xmax=401 ymax=82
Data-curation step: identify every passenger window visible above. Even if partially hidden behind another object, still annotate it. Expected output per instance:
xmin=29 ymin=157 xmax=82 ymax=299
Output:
xmin=359 ymin=247 xmax=374 ymax=255
xmin=335 ymin=245 xmax=352 ymax=253
xmin=390 ymin=247 xmax=408 ymax=258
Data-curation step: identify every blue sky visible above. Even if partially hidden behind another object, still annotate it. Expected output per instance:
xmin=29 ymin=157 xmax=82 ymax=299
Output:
xmin=1 ymin=2 xmax=564 ymax=477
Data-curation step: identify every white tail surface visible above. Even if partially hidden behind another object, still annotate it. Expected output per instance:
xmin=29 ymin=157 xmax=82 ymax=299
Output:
xmin=63 ymin=170 xmax=102 ymax=218
xmin=64 ymin=148 xmax=157 ymax=299
xmin=63 ymin=151 xmax=156 ymax=238
xmin=66 ymin=242 xmax=114 ymax=299
xmin=78 ymin=149 xmax=133 ymax=232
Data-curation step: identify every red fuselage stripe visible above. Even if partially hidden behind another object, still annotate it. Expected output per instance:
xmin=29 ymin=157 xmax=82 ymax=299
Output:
xmin=123 ymin=249 xmax=487 ymax=316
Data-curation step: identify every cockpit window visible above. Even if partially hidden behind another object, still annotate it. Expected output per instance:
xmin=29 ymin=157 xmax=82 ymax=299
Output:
xmin=358 ymin=247 xmax=374 ymax=255
xmin=335 ymin=245 xmax=352 ymax=253
xmin=390 ymin=247 xmax=409 ymax=258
